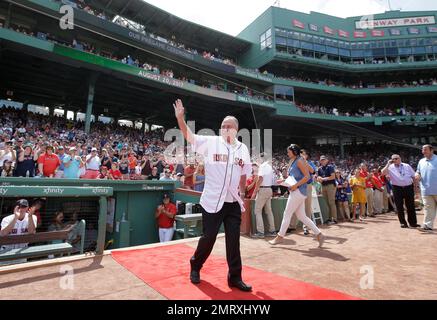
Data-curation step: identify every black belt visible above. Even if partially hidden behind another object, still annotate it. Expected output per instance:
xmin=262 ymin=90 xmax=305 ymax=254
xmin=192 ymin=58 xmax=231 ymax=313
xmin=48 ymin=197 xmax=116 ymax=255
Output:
xmin=393 ymin=184 xmax=413 ymax=189
xmin=260 ymin=186 xmax=272 ymax=188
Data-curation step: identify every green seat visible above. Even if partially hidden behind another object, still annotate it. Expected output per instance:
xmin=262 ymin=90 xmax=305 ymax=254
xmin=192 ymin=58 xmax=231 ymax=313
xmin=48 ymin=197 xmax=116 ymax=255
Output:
xmin=0 ymin=243 xmax=73 ymax=262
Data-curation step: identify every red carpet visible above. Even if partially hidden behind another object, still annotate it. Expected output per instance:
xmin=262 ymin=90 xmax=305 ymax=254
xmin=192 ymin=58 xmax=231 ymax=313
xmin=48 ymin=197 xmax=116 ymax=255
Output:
xmin=111 ymin=244 xmax=360 ymax=300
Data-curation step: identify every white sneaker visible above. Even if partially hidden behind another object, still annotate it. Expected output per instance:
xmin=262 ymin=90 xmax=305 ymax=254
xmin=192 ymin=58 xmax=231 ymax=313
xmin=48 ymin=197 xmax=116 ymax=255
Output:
xmin=317 ymin=233 xmax=325 ymax=248
xmin=269 ymin=236 xmax=284 ymax=245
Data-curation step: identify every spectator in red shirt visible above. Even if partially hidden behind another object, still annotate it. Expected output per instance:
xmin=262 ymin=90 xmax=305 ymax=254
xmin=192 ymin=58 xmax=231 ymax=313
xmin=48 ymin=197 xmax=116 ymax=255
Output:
xmin=30 ymin=199 xmax=44 ymax=229
xmin=379 ymin=167 xmax=389 ymax=213
xmin=109 ymin=163 xmax=123 ymax=180
xmin=155 ymin=194 xmax=177 ymax=242
xmin=245 ymin=164 xmax=259 ymax=199
xmin=371 ymin=168 xmax=384 ymax=214
xmin=184 ymin=162 xmax=196 ymax=190
xmin=98 ymin=166 xmax=109 ymax=180
xmin=37 ymin=145 xmax=61 ymax=178
xmin=359 ymin=163 xmax=375 ymax=217
xmin=128 ymin=152 xmax=137 ymax=175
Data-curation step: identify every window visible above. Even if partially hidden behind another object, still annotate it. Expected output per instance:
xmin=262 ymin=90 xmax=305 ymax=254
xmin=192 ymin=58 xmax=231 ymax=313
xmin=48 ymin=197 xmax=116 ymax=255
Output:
xmin=412 ymin=47 xmax=426 ymax=54
xmin=260 ymin=28 xmax=272 ymax=50
xmin=339 ymin=48 xmax=350 ymax=57
xmin=275 ymin=28 xmax=287 ymax=37
xmin=326 ymin=46 xmax=339 ymax=55
xmin=386 ymin=47 xmax=398 ymax=56
xmin=301 ymin=41 xmax=314 ymax=50
xmin=287 ymin=39 xmax=300 ymax=47
xmin=314 ymin=44 xmax=326 ymax=52
xmin=372 ymin=48 xmax=385 ymax=57
xmin=399 ymin=47 xmax=412 ymax=55
xmin=276 ymin=36 xmax=287 ymax=46
xmin=351 ymin=50 xmax=364 ymax=57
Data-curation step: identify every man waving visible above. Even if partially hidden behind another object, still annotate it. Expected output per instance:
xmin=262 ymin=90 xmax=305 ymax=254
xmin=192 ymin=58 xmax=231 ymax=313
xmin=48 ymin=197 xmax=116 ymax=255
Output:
xmin=174 ymin=99 xmax=253 ymax=292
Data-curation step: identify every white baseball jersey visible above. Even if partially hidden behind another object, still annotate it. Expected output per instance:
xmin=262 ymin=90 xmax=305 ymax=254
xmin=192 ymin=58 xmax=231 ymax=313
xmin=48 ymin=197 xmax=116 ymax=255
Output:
xmin=258 ymin=162 xmax=274 ymax=187
xmin=193 ymin=134 xmax=252 ymax=213
xmin=1 ymin=213 xmax=38 ymax=250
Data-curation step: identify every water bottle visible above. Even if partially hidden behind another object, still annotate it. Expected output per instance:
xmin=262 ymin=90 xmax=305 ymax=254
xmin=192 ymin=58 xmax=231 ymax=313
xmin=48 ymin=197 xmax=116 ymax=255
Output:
xmin=185 ymin=203 xmax=193 ymax=215
xmin=26 ymin=170 xmax=30 ymax=178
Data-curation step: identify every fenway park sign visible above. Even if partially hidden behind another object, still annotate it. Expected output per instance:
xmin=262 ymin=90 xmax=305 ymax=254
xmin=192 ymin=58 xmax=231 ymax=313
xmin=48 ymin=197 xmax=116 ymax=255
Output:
xmin=356 ymin=16 xmax=435 ymax=29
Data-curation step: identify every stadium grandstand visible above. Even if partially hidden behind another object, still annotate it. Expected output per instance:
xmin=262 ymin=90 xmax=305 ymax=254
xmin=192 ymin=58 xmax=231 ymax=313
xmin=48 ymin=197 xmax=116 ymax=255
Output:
xmin=0 ymin=0 xmax=436 ymax=302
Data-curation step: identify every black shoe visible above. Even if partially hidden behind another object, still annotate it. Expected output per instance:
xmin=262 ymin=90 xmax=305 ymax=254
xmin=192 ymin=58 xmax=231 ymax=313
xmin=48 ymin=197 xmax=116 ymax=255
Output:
xmin=423 ymin=226 xmax=433 ymax=231
xmin=228 ymin=279 xmax=252 ymax=292
xmin=410 ymin=224 xmax=421 ymax=228
xmin=303 ymin=229 xmax=310 ymax=236
xmin=190 ymin=270 xmax=200 ymax=284
xmin=401 ymin=224 xmax=409 ymax=229
xmin=286 ymin=228 xmax=296 ymax=234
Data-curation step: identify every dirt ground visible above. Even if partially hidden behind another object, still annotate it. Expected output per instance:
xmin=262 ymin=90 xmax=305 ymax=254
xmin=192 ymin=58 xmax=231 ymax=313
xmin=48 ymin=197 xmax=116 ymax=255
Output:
xmin=1 ymin=211 xmax=436 ymax=300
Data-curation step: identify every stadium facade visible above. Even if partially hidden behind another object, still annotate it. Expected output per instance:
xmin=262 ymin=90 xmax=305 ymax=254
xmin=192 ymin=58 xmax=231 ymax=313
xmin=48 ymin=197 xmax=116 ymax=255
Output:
xmin=1 ymin=0 xmax=437 ymax=150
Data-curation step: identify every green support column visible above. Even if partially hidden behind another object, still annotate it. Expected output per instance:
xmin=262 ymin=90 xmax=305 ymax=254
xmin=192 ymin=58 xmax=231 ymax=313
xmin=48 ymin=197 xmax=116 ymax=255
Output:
xmin=85 ymin=74 xmax=98 ymax=134
xmin=141 ymin=119 xmax=146 ymax=133
xmin=97 ymin=196 xmax=108 ymax=255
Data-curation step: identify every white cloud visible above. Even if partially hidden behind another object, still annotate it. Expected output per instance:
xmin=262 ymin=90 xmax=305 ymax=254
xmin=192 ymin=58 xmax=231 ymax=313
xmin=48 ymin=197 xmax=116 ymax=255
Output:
xmin=142 ymin=0 xmax=436 ymax=35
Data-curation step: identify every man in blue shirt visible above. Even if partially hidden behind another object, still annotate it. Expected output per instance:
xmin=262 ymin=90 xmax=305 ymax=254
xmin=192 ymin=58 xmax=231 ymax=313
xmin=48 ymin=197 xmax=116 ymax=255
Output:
xmin=63 ymin=147 xmax=82 ymax=179
xmin=317 ymin=155 xmax=337 ymax=224
xmin=416 ymin=145 xmax=437 ymax=230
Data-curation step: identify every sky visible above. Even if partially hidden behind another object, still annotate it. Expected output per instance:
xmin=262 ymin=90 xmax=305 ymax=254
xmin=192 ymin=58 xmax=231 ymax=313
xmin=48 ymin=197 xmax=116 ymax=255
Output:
xmin=143 ymin=0 xmax=437 ymax=36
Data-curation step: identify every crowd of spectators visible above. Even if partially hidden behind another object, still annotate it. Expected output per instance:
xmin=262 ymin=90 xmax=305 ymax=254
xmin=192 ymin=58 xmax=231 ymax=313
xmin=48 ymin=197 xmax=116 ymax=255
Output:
xmin=58 ymin=0 xmax=437 ymax=88
xmin=8 ymin=24 xmax=273 ymax=102
xmin=59 ymin=0 xmax=237 ymax=66
xmin=296 ymin=103 xmax=436 ymax=117
xmin=276 ymin=74 xmax=437 ymax=90
xmin=5 ymin=18 xmax=437 ymax=105
xmin=1 ymin=105 xmax=427 ymax=187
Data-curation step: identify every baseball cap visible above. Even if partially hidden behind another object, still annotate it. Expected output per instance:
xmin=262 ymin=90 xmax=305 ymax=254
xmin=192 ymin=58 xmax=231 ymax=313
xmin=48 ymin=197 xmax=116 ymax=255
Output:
xmin=16 ymin=199 xmax=29 ymax=207
xmin=58 ymin=146 xmax=64 ymax=150
xmin=176 ymin=173 xmax=183 ymax=177
xmin=69 ymin=147 xmax=77 ymax=152
xmin=163 ymin=193 xmax=170 ymax=200
xmin=18 ymin=137 xmax=25 ymax=142
xmin=91 ymin=147 xmax=98 ymax=152
xmin=320 ymin=155 xmax=328 ymax=161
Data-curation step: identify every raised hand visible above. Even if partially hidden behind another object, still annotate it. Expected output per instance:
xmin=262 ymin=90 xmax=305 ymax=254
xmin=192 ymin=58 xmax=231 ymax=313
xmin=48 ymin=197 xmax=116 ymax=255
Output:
xmin=173 ymin=99 xmax=185 ymax=120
